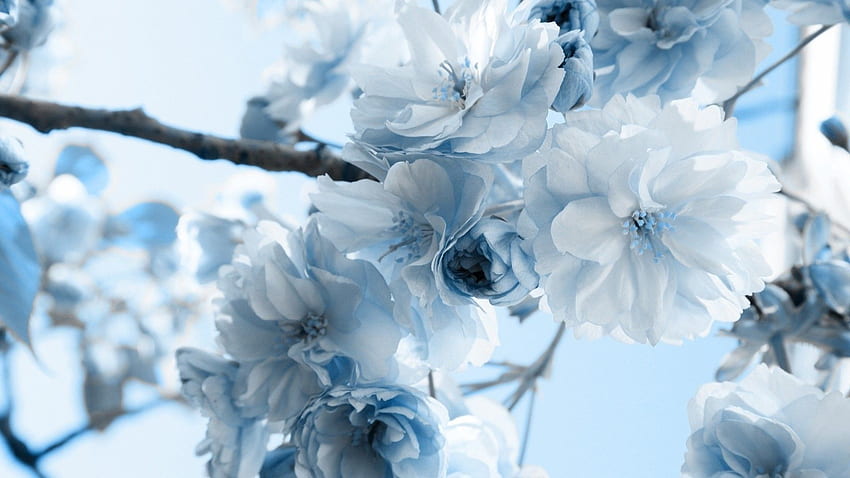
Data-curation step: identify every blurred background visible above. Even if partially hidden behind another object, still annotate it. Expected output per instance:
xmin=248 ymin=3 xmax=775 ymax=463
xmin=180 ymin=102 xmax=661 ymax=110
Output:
xmin=0 ymin=0 xmax=844 ymax=476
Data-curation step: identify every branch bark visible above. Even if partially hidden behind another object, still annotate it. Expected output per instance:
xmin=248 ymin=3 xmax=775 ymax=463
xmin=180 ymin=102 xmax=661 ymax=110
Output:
xmin=0 ymin=94 xmax=369 ymax=181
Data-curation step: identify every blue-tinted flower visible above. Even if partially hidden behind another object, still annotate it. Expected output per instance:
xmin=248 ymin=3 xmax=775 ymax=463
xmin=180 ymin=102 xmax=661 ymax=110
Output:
xmin=437 ymin=216 xmax=538 ymax=306
xmin=22 ymin=174 xmax=105 ymax=264
xmin=552 ymin=30 xmax=594 ymax=112
xmin=313 ymin=158 xmax=491 ymax=307
xmin=350 ymin=0 xmax=564 ymax=162
xmin=591 ymin=0 xmax=771 ymax=105
xmin=214 ymin=219 xmax=404 ymax=423
xmin=2 ymin=0 xmax=56 ymax=51
xmin=0 ymin=136 xmax=26 ymax=189
xmin=514 ymin=0 xmax=600 ymax=40
xmin=522 ymin=95 xmax=779 ymax=343
xmin=313 ymin=158 xmax=499 ymax=370
xmin=446 ymin=397 xmax=526 ymax=478
xmin=264 ymin=0 xmax=401 ymax=129
xmin=683 ymin=365 xmax=850 ymax=477
xmin=177 ymin=348 xmax=268 ymax=478
xmin=259 ymin=446 xmax=297 ymax=478
xmin=292 ymin=385 xmax=448 ymax=478
xmin=0 ymin=0 xmax=18 ymax=30
xmin=821 ymin=115 xmax=849 ymax=151
xmin=771 ymin=0 xmax=850 ymax=24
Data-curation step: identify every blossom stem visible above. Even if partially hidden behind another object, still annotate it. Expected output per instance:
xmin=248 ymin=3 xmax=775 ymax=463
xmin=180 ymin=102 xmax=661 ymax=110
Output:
xmin=427 ymin=371 xmax=436 ymax=399
xmin=506 ymin=322 xmax=566 ymax=411
xmin=779 ymin=188 xmax=850 ymax=237
xmin=768 ymin=334 xmax=792 ymax=374
xmin=431 ymin=0 xmax=440 ymax=14
xmin=518 ymin=386 xmax=536 ymax=466
xmin=0 ymin=93 xmax=370 ymax=180
xmin=723 ymin=25 xmax=833 ymax=116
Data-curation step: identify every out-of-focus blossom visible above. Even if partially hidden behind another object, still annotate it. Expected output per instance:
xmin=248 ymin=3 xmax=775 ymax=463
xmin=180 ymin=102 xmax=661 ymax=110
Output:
xmin=446 ymin=397 xmax=525 ymax=478
xmin=263 ymin=0 xmax=401 ymax=130
xmin=291 ymin=385 xmax=448 ymax=478
xmin=0 ymin=0 xmax=18 ymax=30
xmin=177 ymin=348 xmax=268 ymax=478
xmin=522 ymin=95 xmax=779 ymax=344
xmin=22 ymin=174 xmax=105 ymax=264
xmin=683 ymin=365 xmax=850 ymax=477
xmin=350 ymin=0 xmax=564 ymax=162
xmin=3 ymin=0 xmax=57 ymax=51
xmin=591 ymin=0 xmax=771 ymax=104
xmin=772 ymin=0 xmax=850 ymax=24
xmin=177 ymin=212 xmax=244 ymax=283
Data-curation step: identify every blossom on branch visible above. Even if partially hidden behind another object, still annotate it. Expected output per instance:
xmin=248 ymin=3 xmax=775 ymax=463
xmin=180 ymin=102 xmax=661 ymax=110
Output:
xmin=350 ymin=0 xmax=564 ymax=162
xmin=522 ymin=95 xmax=780 ymax=344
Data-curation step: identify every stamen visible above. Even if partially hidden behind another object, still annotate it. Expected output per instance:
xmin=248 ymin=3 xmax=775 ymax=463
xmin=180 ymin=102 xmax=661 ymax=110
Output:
xmin=621 ymin=208 xmax=676 ymax=261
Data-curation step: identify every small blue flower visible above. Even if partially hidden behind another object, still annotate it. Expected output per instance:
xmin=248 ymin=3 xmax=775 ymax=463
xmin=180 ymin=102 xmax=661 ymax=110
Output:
xmin=292 ymin=385 xmax=448 ymax=478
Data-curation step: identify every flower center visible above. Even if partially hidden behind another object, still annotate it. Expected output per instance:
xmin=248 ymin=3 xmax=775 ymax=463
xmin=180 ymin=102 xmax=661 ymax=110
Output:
xmin=446 ymin=238 xmax=492 ymax=289
xmin=380 ymin=210 xmax=434 ymax=263
xmin=432 ymin=58 xmax=475 ymax=109
xmin=281 ymin=313 xmax=328 ymax=342
xmin=622 ymin=208 xmax=675 ymax=261
xmin=350 ymin=420 xmax=384 ymax=449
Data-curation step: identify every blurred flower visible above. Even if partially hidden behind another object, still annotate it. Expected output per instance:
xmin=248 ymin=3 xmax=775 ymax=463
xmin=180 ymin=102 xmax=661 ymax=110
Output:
xmin=771 ymin=0 xmax=850 ymax=24
xmin=0 ymin=136 xmax=26 ymax=189
xmin=177 ymin=212 xmax=244 ymax=283
xmin=591 ymin=0 xmax=771 ymax=104
xmin=2 ymin=0 xmax=57 ymax=51
xmin=292 ymin=385 xmax=448 ymax=478
xmin=820 ymin=115 xmax=849 ymax=151
xmin=351 ymin=0 xmax=564 ymax=162
xmin=522 ymin=95 xmax=779 ymax=343
xmin=446 ymin=397 xmax=526 ymax=478
xmin=259 ymin=446 xmax=297 ymax=478
xmin=0 ymin=0 xmax=18 ymax=30
xmin=263 ymin=0 xmax=401 ymax=130
xmin=437 ymin=216 xmax=537 ymax=306
xmin=683 ymin=365 xmax=850 ymax=477
xmin=22 ymin=174 xmax=105 ymax=264
xmin=177 ymin=347 xmax=268 ymax=478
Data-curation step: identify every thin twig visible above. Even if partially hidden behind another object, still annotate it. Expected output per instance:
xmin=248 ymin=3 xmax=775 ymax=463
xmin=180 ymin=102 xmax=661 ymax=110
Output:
xmin=427 ymin=371 xmax=436 ymax=399
xmin=506 ymin=322 xmax=566 ymax=411
xmin=431 ymin=0 xmax=441 ymax=14
xmin=780 ymin=188 xmax=850 ymax=237
xmin=518 ymin=386 xmax=536 ymax=466
xmin=0 ymin=94 xmax=370 ymax=181
xmin=723 ymin=25 xmax=833 ymax=116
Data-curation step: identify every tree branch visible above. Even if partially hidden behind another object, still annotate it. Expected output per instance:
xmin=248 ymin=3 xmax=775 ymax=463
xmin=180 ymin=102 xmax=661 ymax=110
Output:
xmin=0 ymin=94 xmax=370 ymax=181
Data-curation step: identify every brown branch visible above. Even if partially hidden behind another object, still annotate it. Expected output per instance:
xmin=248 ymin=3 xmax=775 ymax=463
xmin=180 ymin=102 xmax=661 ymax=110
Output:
xmin=0 ymin=93 xmax=370 ymax=181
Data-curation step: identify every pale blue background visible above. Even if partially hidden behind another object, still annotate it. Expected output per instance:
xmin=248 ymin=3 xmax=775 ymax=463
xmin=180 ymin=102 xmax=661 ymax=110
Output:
xmin=0 ymin=1 xmax=807 ymax=476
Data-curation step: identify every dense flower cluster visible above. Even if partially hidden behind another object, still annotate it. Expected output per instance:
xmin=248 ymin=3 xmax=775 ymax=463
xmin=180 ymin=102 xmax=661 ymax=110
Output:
xmin=172 ymin=0 xmax=834 ymax=476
